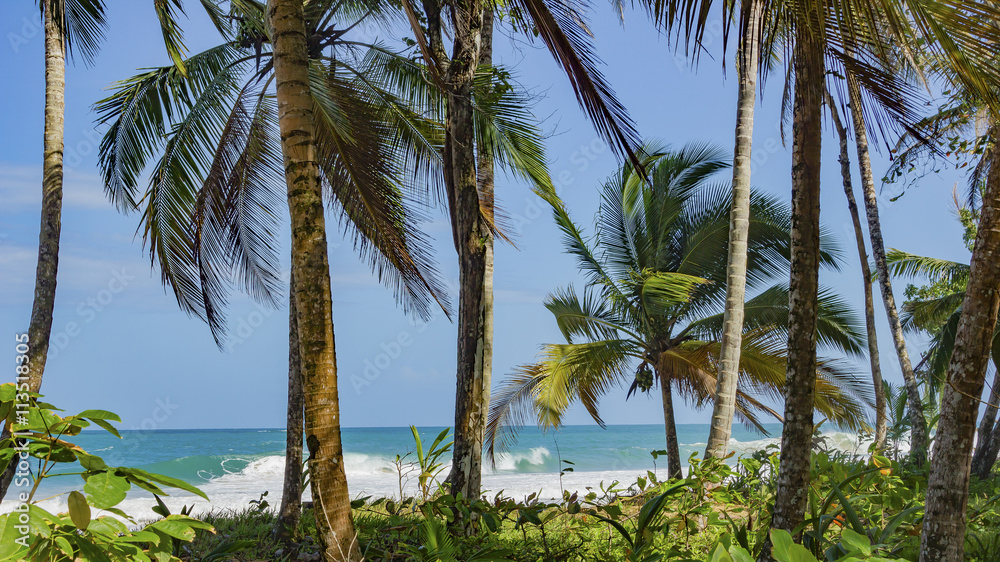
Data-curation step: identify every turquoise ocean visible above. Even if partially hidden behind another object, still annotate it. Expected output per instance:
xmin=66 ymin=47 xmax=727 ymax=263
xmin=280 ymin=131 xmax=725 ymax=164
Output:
xmin=0 ymin=424 xmax=872 ymax=518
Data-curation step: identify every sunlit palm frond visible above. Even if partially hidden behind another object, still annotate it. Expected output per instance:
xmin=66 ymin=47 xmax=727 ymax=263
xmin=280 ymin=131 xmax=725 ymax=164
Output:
xmin=535 ymin=339 xmax=643 ymax=428
xmin=885 ymin=249 xmax=970 ymax=284
xmin=544 ymin=286 xmax=630 ymax=343
xmin=484 ymin=364 xmax=548 ymax=465
xmin=901 ymin=290 xmax=966 ymax=334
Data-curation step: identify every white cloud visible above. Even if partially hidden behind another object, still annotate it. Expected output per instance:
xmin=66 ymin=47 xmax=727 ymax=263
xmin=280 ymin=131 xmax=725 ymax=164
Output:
xmin=0 ymin=163 xmax=112 ymax=211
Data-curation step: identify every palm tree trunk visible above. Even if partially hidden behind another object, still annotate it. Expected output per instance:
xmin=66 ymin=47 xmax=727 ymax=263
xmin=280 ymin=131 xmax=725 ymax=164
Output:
xmin=846 ymin=76 xmax=928 ymax=465
xmin=658 ymin=370 xmax=683 ymax=479
xmin=920 ymin=125 xmax=1000 ymax=561
xmin=764 ymin=22 xmax=824 ymax=559
xmin=445 ymin=0 xmax=489 ymax=504
xmin=0 ymin=0 xmax=67 ymax=503
xmin=266 ymin=1 xmax=359 ymax=559
xmin=825 ymin=90 xmax=887 ymax=452
xmin=706 ymin=0 xmax=763 ymax=460
xmin=971 ymin=360 xmax=1000 ymax=478
xmin=28 ymin=0 xmax=66 ymax=395
xmin=274 ymin=281 xmax=304 ymax=544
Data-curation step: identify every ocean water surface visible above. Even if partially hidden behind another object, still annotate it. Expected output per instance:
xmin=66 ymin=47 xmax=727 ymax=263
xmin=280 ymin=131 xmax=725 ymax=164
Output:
xmin=1 ymin=424 xmax=872 ymax=517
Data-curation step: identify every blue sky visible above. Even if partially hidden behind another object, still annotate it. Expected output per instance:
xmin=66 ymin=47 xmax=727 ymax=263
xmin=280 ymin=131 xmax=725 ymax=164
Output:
xmin=0 ymin=2 xmax=971 ymax=430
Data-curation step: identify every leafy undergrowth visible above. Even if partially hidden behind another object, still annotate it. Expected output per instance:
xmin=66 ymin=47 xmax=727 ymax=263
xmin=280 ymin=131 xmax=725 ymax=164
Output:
xmin=181 ymin=449 xmax=1000 ymax=561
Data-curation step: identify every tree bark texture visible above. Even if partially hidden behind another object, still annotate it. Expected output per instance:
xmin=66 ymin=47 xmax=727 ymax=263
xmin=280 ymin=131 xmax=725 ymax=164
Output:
xmin=267 ymin=1 xmax=359 ymax=559
xmin=920 ymin=127 xmax=1000 ymax=562
xmin=706 ymin=0 xmax=763 ymax=460
xmin=847 ymin=76 xmax=928 ymax=464
xmin=274 ymin=280 xmax=304 ymax=544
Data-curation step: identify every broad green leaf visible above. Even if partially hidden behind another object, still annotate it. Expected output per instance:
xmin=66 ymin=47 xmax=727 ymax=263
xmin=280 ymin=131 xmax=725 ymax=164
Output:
xmin=54 ymin=536 xmax=74 ymax=558
xmin=149 ymin=518 xmax=196 ymax=541
xmin=0 ymin=515 xmax=30 ymax=559
xmin=709 ymin=544 xmax=734 ymax=562
xmin=77 ymin=452 xmax=108 ymax=471
xmin=68 ymin=490 xmax=91 ymax=531
xmin=85 ymin=472 xmax=130 ymax=509
xmin=76 ymin=409 xmax=122 ymax=422
xmin=839 ymin=528 xmax=872 ymax=556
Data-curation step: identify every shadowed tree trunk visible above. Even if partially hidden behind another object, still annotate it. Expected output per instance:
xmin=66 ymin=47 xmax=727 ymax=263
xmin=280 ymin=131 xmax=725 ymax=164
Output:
xmin=27 ymin=0 xmax=66 ymax=396
xmin=0 ymin=0 xmax=67 ymax=503
xmin=920 ymin=123 xmax=1000 ymax=562
xmin=440 ymin=0 xmax=490 ymax=504
xmin=658 ymin=369 xmax=683 ymax=479
xmin=971 ymin=363 xmax=1000 ymax=478
xmin=825 ymin=90 xmax=887 ymax=451
xmin=706 ymin=0 xmax=763 ymax=460
xmin=761 ymin=19 xmax=824 ymax=562
xmin=846 ymin=76 xmax=927 ymax=464
xmin=274 ymin=280 xmax=304 ymax=544
xmin=266 ymin=1 xmax=359 ymax=559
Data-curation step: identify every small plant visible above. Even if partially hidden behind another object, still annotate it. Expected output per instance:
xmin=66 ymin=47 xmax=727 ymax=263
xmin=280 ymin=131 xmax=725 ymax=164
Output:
xmin=410 ymin=426 xmax=452 ymax=501
xmin=249 ymin=490 xmax=270 ymax=512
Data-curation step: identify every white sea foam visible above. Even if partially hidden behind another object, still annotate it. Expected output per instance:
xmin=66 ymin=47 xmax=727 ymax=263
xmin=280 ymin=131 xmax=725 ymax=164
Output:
xmin=0 ymin=430 xmax=904 ymax=519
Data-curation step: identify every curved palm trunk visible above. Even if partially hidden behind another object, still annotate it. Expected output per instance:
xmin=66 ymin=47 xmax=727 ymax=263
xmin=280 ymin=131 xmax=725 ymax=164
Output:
xmin=705 ymin=0 xmax=763 ymax=460
xmin=846 ymin=77 xmax=928 ymax=464
xmin=266 ymin=1 xmax=359 ymax=559
xmin=971 ymin=364 xmax=1000 ymax=478
xmin=274 ymin=282 xmax=304 ymax=544
xmin=825 ymin=90 xmax=887 ymax=451
xmin=658 ymin=370 xmax=683 ymax=479
xmin=0 ymin=1 xmax=67 ymax=502
xmin=27 ymin=0 xmax=66 ymax=396
xmin=445 ymin=0 xmax=490 ymax=504
xmin=763 ymin=22 xmax=824 ymax=561
xmin=920 ymin=125 xmax=1000 ymax=562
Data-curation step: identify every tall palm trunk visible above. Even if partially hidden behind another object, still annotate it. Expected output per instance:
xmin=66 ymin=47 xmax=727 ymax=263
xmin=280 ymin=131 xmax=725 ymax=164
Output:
xmin=825 ymin=90 xmax=887 ymax=451
xmin=764 ymin=21 xmax=824 ymax=559
xmin=274 ymin=281 xmax=304 ymax=544
xmin=28 ymin=0 xmax=66 ymax=395
xmin=658 ymin=369 xmax=683 ymax=479
xmin=971 ymin=362 xmax=1000 ymax=478
xmin=920 ymin=125 xmax=1000 ymax=561
xmin=445 ymin=0 xmax=490 ymax=503
xmin=266 ymin=1 xmax=359 ymax=559
xmin=705 ymin=0 xmax=763 ymax=459
xmin=846 ymin=76 xmax=927 ymax=464
xmin=0 ymin=0 xmax=67 ymax=502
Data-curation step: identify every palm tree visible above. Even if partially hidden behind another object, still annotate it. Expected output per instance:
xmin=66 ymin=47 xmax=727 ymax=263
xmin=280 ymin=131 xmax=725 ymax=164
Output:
xmin=97 ymin=1 xmax=451 ymax=556
xmin=267 ymin=1 xmax=359 ymax=555
xmin=825 ymin=89 xmax=887 ymax=451
xmin=884 ymin=240 xmax=1000 ymax=478
xmin=1 ymin=0 xmax=215 ymax=504
xmin=705 ymin=0 xmax=766 ymax=460
xmin=485 ymin=144 xmax=871 ymax=479
xmin=844 ymin=74 xmax=929 ymax=464
xmin=403 ymin=0 xmax=642 ymax=502
xmin=97 ymin=0 xmax=557 ymax=548
xmin=920 ymin=121 xmax=1000 ymax=561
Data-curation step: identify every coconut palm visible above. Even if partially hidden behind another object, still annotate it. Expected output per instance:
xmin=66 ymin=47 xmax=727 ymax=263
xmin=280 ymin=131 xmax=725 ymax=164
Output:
xmin=884 ymin=242 xmax=1000 ymax=479
xmin=97 ymin=0 xmax=555 ymax=551
xmin=402 ymin=0 xmax=642 ymax=503
xmin=704 ymin=0 xmax=767 ymax=460
xmin=485 ymin=143 xmax=871 ymax=479
xmin=97 ymin=1 xmax=447 ymax=556
xmin=0 ymin=0 xmax=225 ymax=504
xmin=825 ymin=89 xmax=888 ymax=451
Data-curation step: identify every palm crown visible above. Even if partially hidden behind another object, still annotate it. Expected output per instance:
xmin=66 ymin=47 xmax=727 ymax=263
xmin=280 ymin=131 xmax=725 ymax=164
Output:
xmin=486 ymin=143 xmax=872 ymax=465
